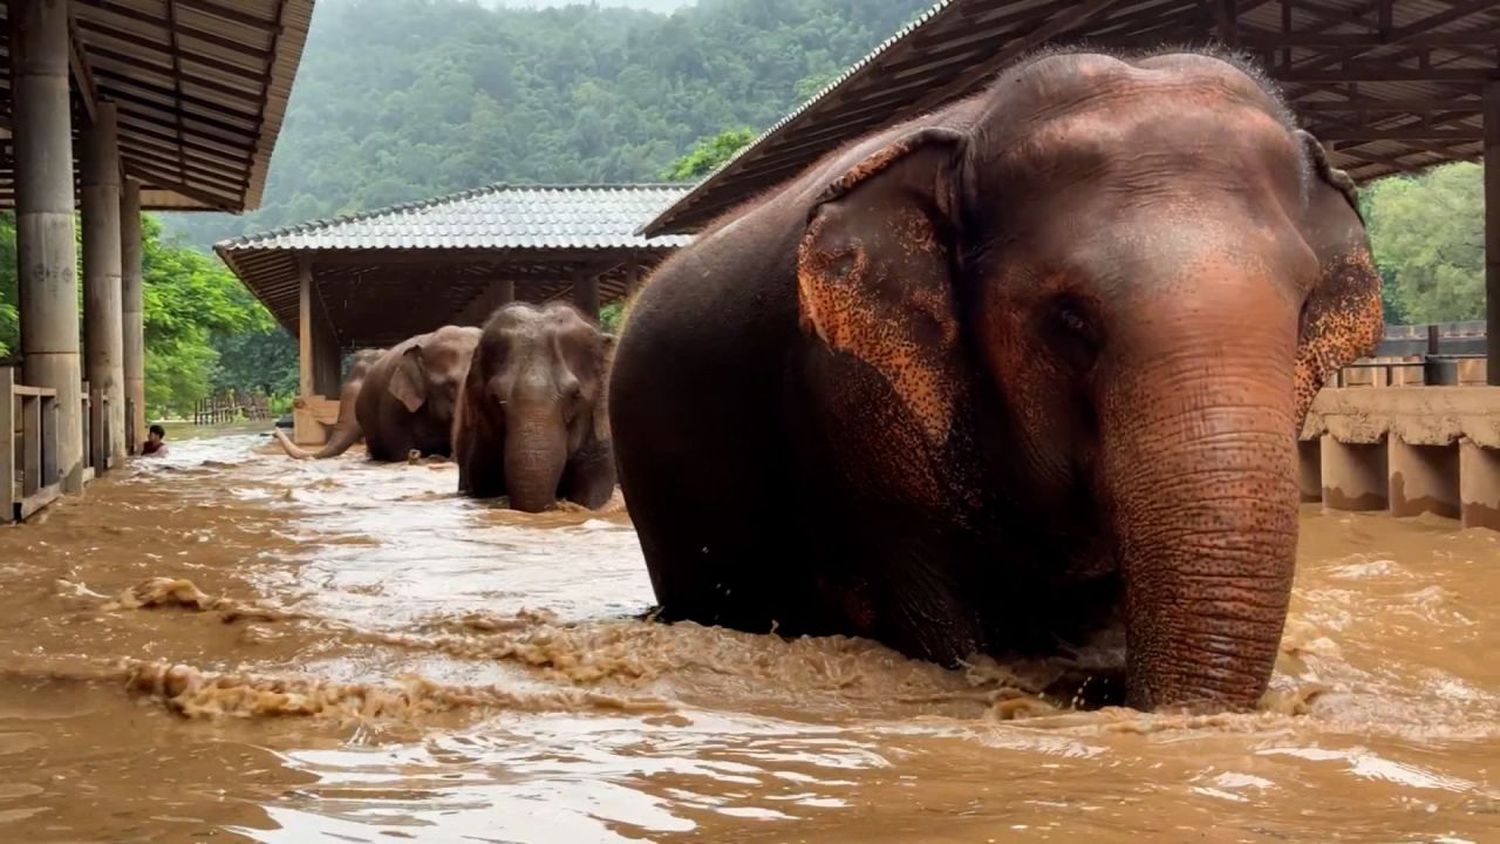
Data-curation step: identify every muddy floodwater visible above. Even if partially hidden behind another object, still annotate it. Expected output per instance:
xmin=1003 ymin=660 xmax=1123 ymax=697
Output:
xmin=1 ymin=430 xmax=1497 ymax=842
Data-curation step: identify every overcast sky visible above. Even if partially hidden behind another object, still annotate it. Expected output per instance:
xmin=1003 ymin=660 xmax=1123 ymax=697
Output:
xmin=476 ymin=0 xmax=693 ymax=10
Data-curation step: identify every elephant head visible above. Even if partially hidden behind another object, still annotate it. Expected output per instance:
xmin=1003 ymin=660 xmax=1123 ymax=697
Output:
xmin=388 ymin=325 xmax=477 ymax=426
xmin=794 ymin=51 xmax=1382 ymax=711
xmin=457 ymin=302 xmax=614 ymax=512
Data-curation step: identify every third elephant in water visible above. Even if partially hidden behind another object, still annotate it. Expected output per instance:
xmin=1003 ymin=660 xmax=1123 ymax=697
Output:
xmin=274 ymin=326 xmax=479 ymax=463
xmin=452 ymin=302 xmax=615 ymax=513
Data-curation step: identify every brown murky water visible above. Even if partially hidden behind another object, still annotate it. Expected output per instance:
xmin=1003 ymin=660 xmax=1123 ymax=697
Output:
xmin=1 ymin=430 xmax=1497 ymax=842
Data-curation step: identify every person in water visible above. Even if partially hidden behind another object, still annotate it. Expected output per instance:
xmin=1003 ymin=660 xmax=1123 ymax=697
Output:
xmin=141 ymin=424 xmax=169 ymax=457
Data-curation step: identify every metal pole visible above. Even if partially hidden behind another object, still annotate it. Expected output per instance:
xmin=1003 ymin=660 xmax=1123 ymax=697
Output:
xmin=83 ymin=100 xmax=126 ymax=466
xmin=1484 ymin=81 xmax=1499 ymax=386
xmin=121 ymin=179 xmax=145 ymax=454
xmin=12 ymin=0 xmax=83 ymax=492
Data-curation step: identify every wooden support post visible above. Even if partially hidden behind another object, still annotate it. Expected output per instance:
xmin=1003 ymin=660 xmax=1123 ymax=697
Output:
xmin=12 ymin=0 xmax=83 ymax=493
xmin=1 ymin=367 xmax=13 ymax=522
xmin=573 ymin=271 xmax=601 ymax=322
xmin=83 ymin=100 xmax=126 ymax=468
xmin=295 ymin=259 xmax=322 ymax=446
xmin=312 ymin=315 xmax=340 ymax=398
xmin=121 ymin=179 xmax=145 ymax=454
xmin=625 ymin=260 xmax=643 ymax=297
xmin=1214 ymin=0 xmax=1238 ymax=47
xmin=1485 ymin=81 xmax=1498 ymax=386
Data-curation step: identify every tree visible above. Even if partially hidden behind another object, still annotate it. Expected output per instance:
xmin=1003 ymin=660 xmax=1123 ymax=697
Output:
xmin=1363 ymin=163 xmax=1485 ymax=325
xmin=662 ymin=127 xmax=756 ymax=182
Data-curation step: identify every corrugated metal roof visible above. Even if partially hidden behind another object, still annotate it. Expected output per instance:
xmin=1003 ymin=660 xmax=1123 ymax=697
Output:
xmin=645 ymin=0 xmax=1500 ymax=235
xmin=217 ymin=183 xmax=695 ymax=348
xmin=219 ymin=183 xmax=694 ymax=252
xmin=0 ymin=0 xmax=316 ymax=213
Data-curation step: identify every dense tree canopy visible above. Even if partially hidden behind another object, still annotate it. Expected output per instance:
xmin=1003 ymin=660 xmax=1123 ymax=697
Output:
xmin=0 ymin=214 xmax=280 ymax=418
xmin=1362 ymin=162 xmax=1485 ymax=326
xmin=1 ymin=0 xmax=1489 ymax=426
xmin=164 ymin=0 xmax=931 ymax=247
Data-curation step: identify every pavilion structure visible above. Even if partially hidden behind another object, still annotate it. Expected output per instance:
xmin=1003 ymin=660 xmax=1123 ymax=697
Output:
xmin=642 ymin=0 xmax=1500 ymax=384
xmin=1 ymin=0 xmax=314 ymax=521
xmin=216 ymin=183 xmax=691 ymax=446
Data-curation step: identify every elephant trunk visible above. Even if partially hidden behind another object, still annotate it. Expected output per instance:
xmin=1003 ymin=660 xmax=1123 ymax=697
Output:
xmin=504 ymin=402 xmax=568 ymax=513
xmin=1103 ymin=322 xmax=1300 ymax=711
xmin=273 ymin=420 xmax=362 ymax=460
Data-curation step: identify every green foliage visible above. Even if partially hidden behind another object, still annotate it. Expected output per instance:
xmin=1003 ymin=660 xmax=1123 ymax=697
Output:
xmin=0 ymin=215 xmax=15 ymax=359
xmin=161 ymin=0 xmax=934 ymax=246
xmin=1362 ymin=163 xmax=1485 ymax=325
xmin=599 ymin=300 xmax=625 ymax=334
xmin=663 ymin=127 xmax=755 ymax=181
xmin=0 ymin=212 xmax=289 ymax=417
xmin=140 ymin=217 xmax=282 ymax=417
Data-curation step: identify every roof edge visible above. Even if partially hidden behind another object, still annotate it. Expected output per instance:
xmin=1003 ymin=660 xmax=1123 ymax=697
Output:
xmin=243 ymin=0 xmax=317 ymax=213
xmin=640 ymin=0 xmax=953 ymax=236
xmin=217 ymin=182 xmax=692 ymax=250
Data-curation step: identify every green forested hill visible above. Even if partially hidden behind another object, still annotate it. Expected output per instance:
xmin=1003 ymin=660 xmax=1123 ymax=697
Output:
xmin=3 ymin=0 xmax=1477 ymax=420
xmin=165 ymin=0 xmax=933 ymax=245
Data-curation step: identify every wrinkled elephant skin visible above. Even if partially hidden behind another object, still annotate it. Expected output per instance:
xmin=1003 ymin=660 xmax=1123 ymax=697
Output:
xmin=454 ymin=302 xmax=615 ymax=513
xmin=608 ymin=50 xmax=1383 ymax=713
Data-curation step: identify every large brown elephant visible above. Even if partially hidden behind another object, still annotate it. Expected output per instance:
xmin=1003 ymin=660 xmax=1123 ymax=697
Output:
xmin=275 ymin=326 xmax=480 ymax=462
xmin=273 ymin=348 xmax=384 ymax=459
xmin=608 ymin=50 xmax=1383 ymax=713
xmin=453 ymin=302 xmax=615 ymax=512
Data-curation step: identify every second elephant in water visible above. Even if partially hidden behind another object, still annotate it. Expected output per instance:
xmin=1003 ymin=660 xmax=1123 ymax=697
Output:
xmin=453 ymin=302 xmax=615 ymax=512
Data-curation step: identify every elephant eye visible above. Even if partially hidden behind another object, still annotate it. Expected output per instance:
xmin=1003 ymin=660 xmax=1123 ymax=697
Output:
xmin=1042 ymin=297 xmax=1101 ymax=370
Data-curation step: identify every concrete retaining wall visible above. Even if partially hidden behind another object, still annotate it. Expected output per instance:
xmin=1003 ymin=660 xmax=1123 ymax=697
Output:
xmin=1300 ymin=387 xmax=1500 ymax=531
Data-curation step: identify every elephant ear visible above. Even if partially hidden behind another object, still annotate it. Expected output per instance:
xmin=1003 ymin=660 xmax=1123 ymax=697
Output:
xmin=1292 ymin=130 xmax=1384 ymax=424
xmin=796 ymin=127 xmax=968 ymax=447
xmin=388 ymin=344 xmax=428 ymax=414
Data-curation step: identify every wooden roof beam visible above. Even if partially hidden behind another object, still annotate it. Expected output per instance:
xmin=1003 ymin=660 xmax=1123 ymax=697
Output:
xmin=1391 ymin=0 xmax=1500 ymax=42
xmin=173 ymin=0 xmax=282 ymax=33
xmin=74 ymin=0 xmax=273 ymax=64
xmin=67 ymin=16 xmax=101 ymax=126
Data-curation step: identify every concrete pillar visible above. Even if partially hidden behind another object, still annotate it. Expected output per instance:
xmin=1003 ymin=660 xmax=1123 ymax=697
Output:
xmin=83 ymin=101 xmax=126 ymax=467
xmin=1387 ymin=437 xmax=1459 ymax=520
xmin=1460 ymin=441 xmax=1500 ymax=531
xmin=1320 ymin=435 xmax=1388 ymax=511
xmin=573 ymin=272 xmax=600 ymax=322
xmin=121 ymin=179 xmax=145 ymax=454
xmin=1485 ymin=82 xmax=1498 ymax=386
xmin=1297 ymin=438 xmax=1322 ymax=503
xmin=12 ymin=0 xmax=83 ymax=492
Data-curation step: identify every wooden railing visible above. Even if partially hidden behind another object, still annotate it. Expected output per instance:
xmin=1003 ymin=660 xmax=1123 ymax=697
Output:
xmin=1 ymin=366 xmax=62 ymax=523
xmin=86 ymin=382 xmax=113 ymax=475
xmin=80 ymin=382 xmax=95 ymax=484
xmin=193 ymin=389 xmax=272 ymax=425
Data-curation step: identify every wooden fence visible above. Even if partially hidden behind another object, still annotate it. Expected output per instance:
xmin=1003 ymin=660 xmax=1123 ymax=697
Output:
xmin=2 ymin=366 xmax=62 ymax=523
xmin=193 ymin=390 xmax=273 ymax=426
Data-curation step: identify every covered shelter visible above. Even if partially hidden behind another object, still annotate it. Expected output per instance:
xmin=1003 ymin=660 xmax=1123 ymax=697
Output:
xmin=642 ymin=0 xmax=1500 ymax=383
xmin=1 ymin=0 xmax=314 ymax=521
xmin=216 ymin=183 xmax=691 ymax=446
